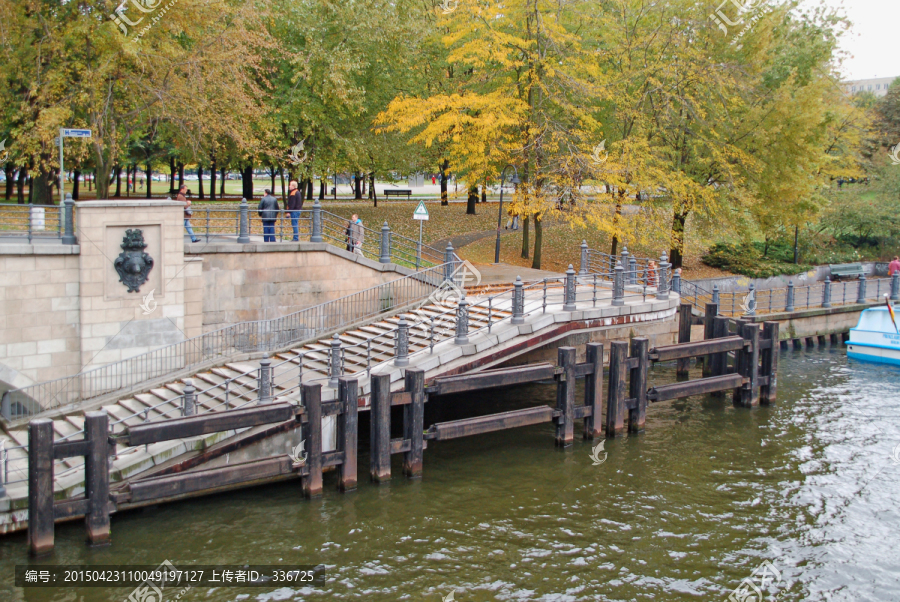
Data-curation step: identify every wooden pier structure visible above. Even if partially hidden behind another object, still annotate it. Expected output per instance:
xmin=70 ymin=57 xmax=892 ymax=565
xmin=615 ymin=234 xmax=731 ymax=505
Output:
xmin=26 ymin=304 xmax=779 ymax=555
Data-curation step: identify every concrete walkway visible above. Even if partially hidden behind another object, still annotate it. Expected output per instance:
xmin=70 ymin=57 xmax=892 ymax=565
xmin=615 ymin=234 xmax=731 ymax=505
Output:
xmin=470 ymin=263 xmax=565 ymax=287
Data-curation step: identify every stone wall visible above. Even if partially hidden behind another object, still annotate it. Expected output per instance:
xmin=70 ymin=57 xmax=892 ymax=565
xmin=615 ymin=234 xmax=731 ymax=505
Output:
xmin=750 ymin=304 xmax=871 ymax=340
xmin=195 ymin=243 xmax=411 ymax=330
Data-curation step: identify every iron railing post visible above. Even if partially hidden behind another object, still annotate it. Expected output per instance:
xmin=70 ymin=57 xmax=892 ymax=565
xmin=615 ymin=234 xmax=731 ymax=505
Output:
xmin=310 ymin=200 xmax=323 ymax=242
xmin=579 ymin=240 xmax=589 ymax=275
xmin=620 ymin=245 xmax=630 ymax=279
xmin=629 ymin=256 xmax=637 ymax=285
xmin=613 ymin=261 xmax=625 ymax=306
xmin=786 ymin=281 xmax=795 ymax=312
xmin=237 ymin=199 xmax=250 ymax=243
xmin=1 ymin=391 xmax=10 ymax=421
xmin=380 ymin=222 xmax=392 ymax=263
xmin=444 ymin=244 xmax=455 ymax=282
xmin=258 ymin=355 xmax=272 ymax=404
xmin=329 ymin=334 xmax=341 ymax=388
xmin=857 ymin=273 xmax=867 ymax=304
xmin=62 ymin=194 xmax=77 ymax=245
xmin=564 ymin=265 xmax=577 ymax=311
xmin=657 ymin=252 xmax=670 ymax=300
xmin=455 ymin=293 xmax=470 ymax=345
xmin=182 ymin=379 xmax=196 ymax=416
xmin=27 ymin=205 xmax=33 ymax=244
xmin=712 ymin=284 xmax=720 ymax=306
xmin=746 ymin=283 xmax=757 ymax=316
xmin=394 ymin=317 xmax=410 ymax=367
xmin=822 ymin=278 xmax=832 ymax=309
xmin=672 ymin=270 xmax=682 ymax=295
xmin=892 ymin=273 xmax=900 ymax=302
xmin=512 ymin=276 xmax=525 ymax=324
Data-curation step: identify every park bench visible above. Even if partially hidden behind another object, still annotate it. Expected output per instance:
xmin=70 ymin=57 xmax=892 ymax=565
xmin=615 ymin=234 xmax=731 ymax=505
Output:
xmin=383 ymin=189 xmax=412 ymax=200
xmin=829 ymin=263 xmax=865 ymax=280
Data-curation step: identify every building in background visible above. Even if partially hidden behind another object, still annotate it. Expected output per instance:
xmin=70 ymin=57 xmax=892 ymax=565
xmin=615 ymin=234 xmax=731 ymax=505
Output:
xmin=843 ymin=77 xmax=898 ymax=97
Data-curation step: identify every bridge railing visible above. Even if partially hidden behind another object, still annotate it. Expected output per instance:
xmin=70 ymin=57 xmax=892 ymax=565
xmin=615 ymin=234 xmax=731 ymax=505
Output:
xmin=1 ymin=263 xmax=452 ymax=424
xmin=0 ymin=204 xmax=66 ymax=242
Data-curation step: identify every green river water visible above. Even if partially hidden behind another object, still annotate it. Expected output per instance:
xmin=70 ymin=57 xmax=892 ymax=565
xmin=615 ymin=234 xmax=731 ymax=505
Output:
xmin=1 ymin=347 xmax=899 ymax=601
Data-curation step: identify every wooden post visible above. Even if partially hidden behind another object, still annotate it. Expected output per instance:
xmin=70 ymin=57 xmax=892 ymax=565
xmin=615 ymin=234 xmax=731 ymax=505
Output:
xmin=370 ymin=373 xmax=392 ymax=483
xmin=605 ymin=341 xmax=628 ymax=438
xmin=301 ymin=383 xmax=323 ymax=498
xmin=583 ymin=343 xmax=604 ymax=439
xmin=555 ymin=347 xmax=576 ymax=446
xmin=830 ymin=333 xmax=838 ymax=345
xmin=734 ymin=322 xmax=760 ymax=408
xmin=792 ymin=339 xmax=802 ymax=350
xmin=760 ymin=322 xmax=779 ymax=405
xmin=629 ymin=338 xmax=650 ymax=433
xmin=676 ymin=304 xmax=692 ymax=377
xmin=28 ymin=419 xmax=54 ymax=556
xmin=84 ymin=411 xmax=110 ymax=546
xmin=702 ymin=303 xmax=718 ymax=376
xmin=403 ymin=369 xmax=425 ymax=478
xmin=817 ymin=335 xmax=826 ymax=347
xmin=711 ymin=316 xmax=729 ymax=378
xmin=338 ymin=377 xmax=358 ymax=491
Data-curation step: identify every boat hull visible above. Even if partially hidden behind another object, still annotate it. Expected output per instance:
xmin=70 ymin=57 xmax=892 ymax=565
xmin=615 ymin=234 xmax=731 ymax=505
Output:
xmin=847 ymin=343 xmax=900 ymax=366
xmin=848 ymin=306 xmax=900 ymax=366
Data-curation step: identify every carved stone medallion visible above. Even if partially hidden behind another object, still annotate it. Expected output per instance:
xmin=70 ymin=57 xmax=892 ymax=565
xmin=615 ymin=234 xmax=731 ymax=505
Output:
xmin=113 ymin=229 xmax=155 ymax=293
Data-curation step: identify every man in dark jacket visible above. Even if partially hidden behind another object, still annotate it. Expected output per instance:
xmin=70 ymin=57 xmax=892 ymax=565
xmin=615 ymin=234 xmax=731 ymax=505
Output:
xmin=286 ymin=180 xmax=304 ymax=241
xmin=258 ymin=189 xmax=280 ymax=242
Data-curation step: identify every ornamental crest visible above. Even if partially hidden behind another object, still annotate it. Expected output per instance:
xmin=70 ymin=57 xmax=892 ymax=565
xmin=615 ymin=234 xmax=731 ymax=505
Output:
xmin=113 ymin=229 xmax=154 ymax=293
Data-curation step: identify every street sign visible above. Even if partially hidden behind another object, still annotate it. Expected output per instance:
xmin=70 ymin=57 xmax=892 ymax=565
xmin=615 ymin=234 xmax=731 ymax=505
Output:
xmin=413 ymin=201 xmax=429 ymax=221
xmin=62 ymin=129 xmax=92 ymax=138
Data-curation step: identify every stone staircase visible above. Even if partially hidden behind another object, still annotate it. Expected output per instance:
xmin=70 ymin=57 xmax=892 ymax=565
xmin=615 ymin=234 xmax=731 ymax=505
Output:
xmin=0 ymin=296 xmax=508 ymax=521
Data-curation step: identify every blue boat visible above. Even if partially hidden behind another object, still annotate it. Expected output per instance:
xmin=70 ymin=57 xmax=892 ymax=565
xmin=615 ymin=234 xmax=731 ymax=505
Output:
xmin=847 ymin=305 xmax=900 ymax=366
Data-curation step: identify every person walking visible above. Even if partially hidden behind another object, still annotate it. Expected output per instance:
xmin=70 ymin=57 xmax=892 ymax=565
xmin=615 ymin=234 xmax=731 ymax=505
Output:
xmin=286 ymin=180 xmax=304 ymax=241
xmin=348 ymin=214 xmax=364 ymax=256
xmin=889 ymin=256 xmax=900 ymax=277
xmin=258 ymin=189 xmax=280 ymax=242
xmin=177 ymin=184 xmax=200 ymax=243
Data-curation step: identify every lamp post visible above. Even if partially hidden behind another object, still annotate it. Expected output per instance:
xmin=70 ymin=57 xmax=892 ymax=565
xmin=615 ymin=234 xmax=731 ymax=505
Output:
xmin=494 ymin=165 xmax=521 ymax=264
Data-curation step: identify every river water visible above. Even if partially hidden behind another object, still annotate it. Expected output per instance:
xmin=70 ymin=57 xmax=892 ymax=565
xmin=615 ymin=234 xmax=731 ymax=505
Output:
xmin=2 ymin=348 xmax=899 ymax=602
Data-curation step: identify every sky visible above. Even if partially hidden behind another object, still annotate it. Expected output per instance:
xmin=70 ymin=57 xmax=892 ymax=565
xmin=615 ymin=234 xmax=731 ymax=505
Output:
xmin=809 ymin=0 xmax=900 ymax=80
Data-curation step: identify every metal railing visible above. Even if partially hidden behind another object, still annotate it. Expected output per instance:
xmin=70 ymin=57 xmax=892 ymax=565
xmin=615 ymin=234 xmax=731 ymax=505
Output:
xmin=1 ymin=263 xmax=452 ymax=422
xmin=0 ymin=204 xmax=66 ymax=242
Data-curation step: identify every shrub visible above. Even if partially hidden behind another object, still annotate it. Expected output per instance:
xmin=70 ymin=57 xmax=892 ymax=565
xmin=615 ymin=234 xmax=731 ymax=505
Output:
xmin=702 ymin=243 xmax=813 ymax=279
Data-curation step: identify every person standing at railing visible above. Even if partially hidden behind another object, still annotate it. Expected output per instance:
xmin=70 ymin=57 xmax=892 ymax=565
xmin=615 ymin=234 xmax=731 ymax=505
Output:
xmin=258 ymin=189 xmax=280 ymax=242
xmin=647 ymin=260 xmax=658 ymax=287
xmin=287 ymin=180 xmax=304 ymax=241
xmin=890 ymin=256 xmax=900 ymax=277
xmin=348 ymin=214 xmax=364 ymax=255
xmin=177 ymin=184 xmax=200 ymax=243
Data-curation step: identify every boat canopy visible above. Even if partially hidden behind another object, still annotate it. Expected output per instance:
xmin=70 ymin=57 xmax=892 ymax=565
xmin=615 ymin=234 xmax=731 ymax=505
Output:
xmin=855 ymin=307 xmax=898 ymax=333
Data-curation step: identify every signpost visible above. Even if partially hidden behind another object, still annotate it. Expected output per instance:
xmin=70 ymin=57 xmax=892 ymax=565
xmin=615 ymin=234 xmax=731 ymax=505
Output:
xmin=59 ymin=129 xmax=92 ymax=204
xmin=413 ymin=201 xmax=429 ymax=270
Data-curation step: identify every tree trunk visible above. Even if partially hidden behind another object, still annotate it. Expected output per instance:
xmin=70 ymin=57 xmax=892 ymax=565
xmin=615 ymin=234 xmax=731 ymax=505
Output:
xmin=28 ymin=175 xmax=33 ymax=203
xmin=306 ymin=178 xmax=313 ymax=200
xmin=4 ymin=164 xmax=14 ymax=200
xmin=669 ymin=207 xmax=688 ymax=269
xmin=178 ymin=163 xmax=185 ymax=189
xmin=220 ymin=167 xmax=226 ymax=196
xmin=270 ymin=167 xmax=276 ymax=193
xmin=481 ymin=183 xmax=487 ymax=204
xmin=279 ymin=167 xmax=286 ymax=202
xmin=610 ymin=197 xmax=623 ymax=256
xmin=319 ymin=178 xmax=326 ymax=200
xmin=32 ymin=163 xmax=54 ymax=205
xmin=242 ymin=165 xmax=254 ymax=200
xmin=521 ymin=216 xmax=530 ymax=259
xmin=354 ymin=172 xmax=362 ymax=200
xmin=466 ymin=185 xmax=478 ymax=215
xmin=532 ymin=217 xmax=543 ymax=270
xmin=114 ymin=165 xmax=122 ymax=197
xmin=73 ymin=169 xmax=81 ymax=200
xmin=198 ymin=165 xmax=204 ymax=199
xmin=210 ymin=157 xmax=217 ymax=202
xmin=146 ymin=162 xmax=153 ymax=198
xmin=169 ymin=158 xmax=176 ymax=193
xmin=370 ymin=172 xmax=377 ymax=208
xmin=16 ymin=167 xmax=26 ymax=204
xmin=440 ymin=159 xmax=449 ymax=206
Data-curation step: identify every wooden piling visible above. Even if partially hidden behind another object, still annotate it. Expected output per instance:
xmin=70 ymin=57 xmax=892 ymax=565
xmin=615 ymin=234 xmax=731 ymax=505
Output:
xmin=583 ymin=343 xmax=604 ymax=439
xmin=301 ymin=383 xmax=323 ymax=498
xmin=676 ymin=304 xmax=692 ymax=377
xmin=338 ymin=377 xmax=358 ymax=492
xmin=841 ymin=332 xmax=850 ymax=344
xmin=629 ymin=338 xmax=649 ymax=433
xmin=555 ymin=347 xmax=576 ymax=446
xmin=830 ymin=333 xmax=839 ymax=345
xmin=760 ymin=323 xmax=779 ymax=405
xmin=792 ymin=339 xmax=802 ymax=350
xmin=817 ymin=335 xmax=826 ymax=347
xmin=606 ymin=341 xmax=628 ymax=438
xmin=84 ymin=412 xmax=110 ymax=546
xmin=710 ymin=316 xmax=729 ymax=396
xmin=734 ymin=322 xmax=760 ymax=408
xmin=702 ymin=303 xmax=718 ymax=376
xmin=780 ymin=340 xmax=788 ymax=350
xmin=805 ymin=337 xmax=815 ymax=348
xmin=28 ymin=419 xmax=54 ymax=556
xmin=403 ymin=369 xmax=425 ymax=477
xmin=370 ymin=373 xmax=392 ymax=483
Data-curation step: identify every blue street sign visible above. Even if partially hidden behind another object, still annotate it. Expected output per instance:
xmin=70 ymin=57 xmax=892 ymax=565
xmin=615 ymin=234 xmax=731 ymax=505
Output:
xmin=62 ymin=129 xmax=92 ymax=138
